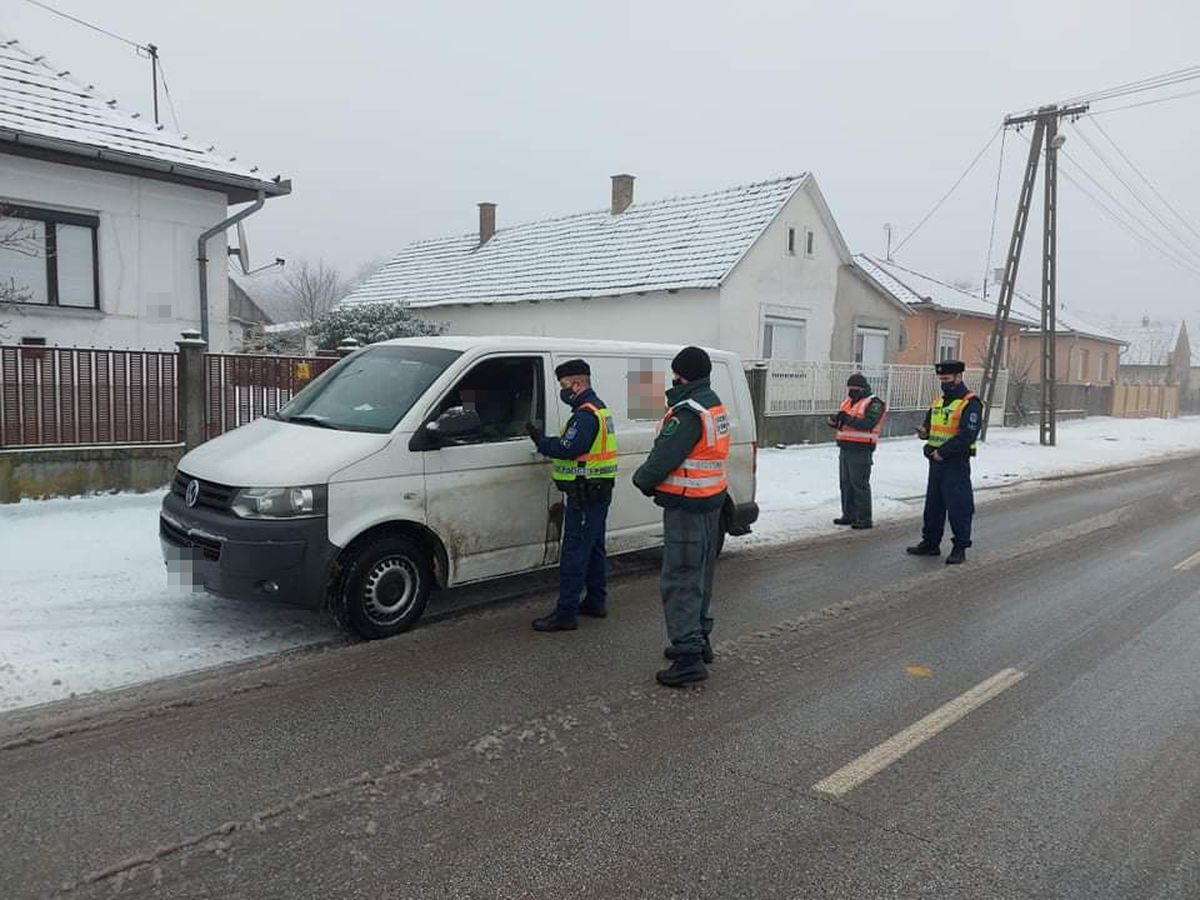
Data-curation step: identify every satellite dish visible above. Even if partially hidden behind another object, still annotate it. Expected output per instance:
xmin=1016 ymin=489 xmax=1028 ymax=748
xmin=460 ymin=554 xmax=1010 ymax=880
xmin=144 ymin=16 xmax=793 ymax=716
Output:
xmin=228 ymin=221 xmax=251 ymax=274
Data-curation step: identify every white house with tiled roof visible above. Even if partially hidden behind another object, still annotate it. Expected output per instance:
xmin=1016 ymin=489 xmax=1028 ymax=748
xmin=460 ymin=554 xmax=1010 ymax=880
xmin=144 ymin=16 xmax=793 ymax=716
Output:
xmin=0 ymin=34 xmax=289 ymax=351
xmin=344 ymin=173 xmax=872 ymax=363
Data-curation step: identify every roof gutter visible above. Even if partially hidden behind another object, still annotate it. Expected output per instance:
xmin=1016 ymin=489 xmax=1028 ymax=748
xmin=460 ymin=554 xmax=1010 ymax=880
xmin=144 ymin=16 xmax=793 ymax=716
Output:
xmin=197 ymin=190 xmax=265 ymax=344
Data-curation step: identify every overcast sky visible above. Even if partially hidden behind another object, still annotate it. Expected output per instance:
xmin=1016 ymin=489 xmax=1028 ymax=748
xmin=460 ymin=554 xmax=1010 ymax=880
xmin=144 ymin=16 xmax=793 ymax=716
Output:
xmin=7 ymin=0 xmax=1200 ymax=324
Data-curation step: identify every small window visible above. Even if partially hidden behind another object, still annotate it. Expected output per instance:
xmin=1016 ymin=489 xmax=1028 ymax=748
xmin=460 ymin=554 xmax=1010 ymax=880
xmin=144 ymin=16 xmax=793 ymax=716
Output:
xmin=855 ymin=327 xmax=888 ymax=366
xmin=1098 ymin=352 xmax=1109 ymax=381
xmin=937 ymin=330 xmax=962 ymax=362
xmin=0 ymin=203 xmax=99 ymax=309
xmin=805 ymin=229 xmax=815 ymax=257
xmin=763 ymin=316 xmax=807 ymax=360
xmin=786 ymin=228 xmax=796 ymax=255
xmin=19 ymin=336 xmax=46 ymax=346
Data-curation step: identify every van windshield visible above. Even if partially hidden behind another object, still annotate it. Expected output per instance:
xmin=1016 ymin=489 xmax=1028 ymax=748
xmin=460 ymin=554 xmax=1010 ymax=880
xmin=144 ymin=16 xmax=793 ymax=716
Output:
xmin=275 ymin=346 xmax=461 ymax=433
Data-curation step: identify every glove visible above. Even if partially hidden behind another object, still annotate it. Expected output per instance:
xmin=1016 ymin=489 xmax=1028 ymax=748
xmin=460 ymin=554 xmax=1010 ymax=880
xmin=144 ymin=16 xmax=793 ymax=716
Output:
xmin=916 ymin=426 xmax=929 ymax=440
xmin=524 ymin=422 xmax=542 ymax=443
xmin=825 ymin=415 xmax=839 ymax=428
xmin=836 ymin=411 xmax=847 ymax=426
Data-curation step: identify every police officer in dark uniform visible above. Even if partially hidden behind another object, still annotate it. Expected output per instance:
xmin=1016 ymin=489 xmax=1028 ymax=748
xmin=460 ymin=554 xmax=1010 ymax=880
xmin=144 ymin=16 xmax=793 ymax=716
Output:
xmin=526 ymin=359 xmax=618 ymax=631
xmin=906 ymin=360 xmax=981 ymax=565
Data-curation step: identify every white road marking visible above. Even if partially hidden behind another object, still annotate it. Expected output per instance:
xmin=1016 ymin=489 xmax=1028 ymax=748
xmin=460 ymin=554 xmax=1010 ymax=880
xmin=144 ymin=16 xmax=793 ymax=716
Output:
xmin=813 ymin=667 xmax=1027 ymax=798
xmin=1173 ymin=549 xmax=1200 ymax=572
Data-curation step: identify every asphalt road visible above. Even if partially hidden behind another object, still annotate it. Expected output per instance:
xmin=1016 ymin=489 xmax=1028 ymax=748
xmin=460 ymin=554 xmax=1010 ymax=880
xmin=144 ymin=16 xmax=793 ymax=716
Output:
xmin=2 ymin=456 xmax=1199 ymax=899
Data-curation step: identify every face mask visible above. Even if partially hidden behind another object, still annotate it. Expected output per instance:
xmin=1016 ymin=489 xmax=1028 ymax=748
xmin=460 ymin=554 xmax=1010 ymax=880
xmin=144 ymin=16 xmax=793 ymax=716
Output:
xmin=941 ymin=380 xmax=958 ymax=395
xmin=560 ymin=388 xmax=576 ymax=404
xmin=848 ymin=387 xmax=865 ymax=400
xmin=671 ymin=377 xmax=683 ymax=388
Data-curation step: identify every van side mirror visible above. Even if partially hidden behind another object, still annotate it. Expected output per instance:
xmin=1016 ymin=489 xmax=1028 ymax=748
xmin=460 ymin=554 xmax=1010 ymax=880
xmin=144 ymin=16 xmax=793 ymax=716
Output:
xmin=409 ymin=406 xmax=482 ymax=451
xmin=432 ymin=406 xmax=482 ymax=439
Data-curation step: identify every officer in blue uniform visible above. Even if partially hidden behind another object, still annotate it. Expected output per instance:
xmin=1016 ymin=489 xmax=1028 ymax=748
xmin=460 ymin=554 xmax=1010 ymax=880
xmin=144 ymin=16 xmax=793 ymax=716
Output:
xmin=525 ymin=359 xmax=616 ymax=631
xmin=906 ymin=360 xmax=982 ymax=565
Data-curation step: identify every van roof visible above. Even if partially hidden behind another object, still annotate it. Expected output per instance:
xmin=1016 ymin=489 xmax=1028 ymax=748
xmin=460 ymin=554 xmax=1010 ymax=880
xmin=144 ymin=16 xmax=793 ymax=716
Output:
xmin=374 ymin=335 xmax=743 ymax=362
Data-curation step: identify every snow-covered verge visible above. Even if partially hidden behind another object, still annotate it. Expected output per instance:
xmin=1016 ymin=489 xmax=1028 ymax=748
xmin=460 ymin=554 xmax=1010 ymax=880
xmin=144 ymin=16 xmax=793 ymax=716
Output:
xmin=2 ymin=416 xmax=1198 ymax=713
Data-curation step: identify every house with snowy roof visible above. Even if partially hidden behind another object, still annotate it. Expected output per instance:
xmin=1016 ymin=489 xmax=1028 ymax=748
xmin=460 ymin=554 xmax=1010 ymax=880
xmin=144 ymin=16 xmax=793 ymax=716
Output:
xmin=0 ymin=34 xmax=289 ymax=351
xmin=343 ymin=173 xmax=908 ymax=364
xmin=1010 ymin=294 xmax=1126 ymax=384
xmin=1110 ymin=318 xmax=1191 ymax=389
xmin=852 ymin=254 xmax=1037 ymax=369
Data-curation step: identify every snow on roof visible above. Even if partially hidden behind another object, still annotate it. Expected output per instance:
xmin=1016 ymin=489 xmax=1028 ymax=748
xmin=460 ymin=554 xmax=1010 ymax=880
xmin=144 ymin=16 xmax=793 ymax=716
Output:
xmin=1108 ymin=320 xmax=1185 ymax=367
xmin=342 ymin=175 xmax=812 ymax=308
xmin=1009 ymin=291 xmax=1125 ymax=344
xmin=262 ymin=321 xmax=309 ymax=334
xmin=853 ymin=254 xmax=1038 ymax=325
xmin=0 ymin=34 xmax=288 ymax=199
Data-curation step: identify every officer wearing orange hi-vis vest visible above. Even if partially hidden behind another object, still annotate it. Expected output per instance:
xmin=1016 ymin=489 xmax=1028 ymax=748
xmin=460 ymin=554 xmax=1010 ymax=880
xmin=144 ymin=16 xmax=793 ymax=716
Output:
xmin=826 ymin=372 xmax=886 ymax=530
xmin=633 ymin=346 xmax=730 ymax=687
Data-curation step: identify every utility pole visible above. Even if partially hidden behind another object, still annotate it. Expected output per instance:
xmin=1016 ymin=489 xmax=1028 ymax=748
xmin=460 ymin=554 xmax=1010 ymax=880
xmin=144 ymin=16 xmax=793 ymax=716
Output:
xmin=979 ymin=102 xmax=1087 ymax=443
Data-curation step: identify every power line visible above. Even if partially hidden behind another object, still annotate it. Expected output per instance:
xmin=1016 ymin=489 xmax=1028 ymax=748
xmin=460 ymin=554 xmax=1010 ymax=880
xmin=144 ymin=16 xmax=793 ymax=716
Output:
xmin=1016 ymin=130 xmax=1200 ymax=279
xmin=1060 ymin=64 xmax=1200 ymax=106
xmin=1085 ymin=114 xmax=1200 ymax=247
xmin=21 ymin=0 xmax=145 ymax=51
xmin=1069 ymin=121 xmax=1200 ymax=267
xmin=1088 ymin=86 xmax=1200 ymax=116
xmin=981 ymin=126 xmax=1008 ymax=298
xmin=893 ymin=126 xmax=1001 ymax=255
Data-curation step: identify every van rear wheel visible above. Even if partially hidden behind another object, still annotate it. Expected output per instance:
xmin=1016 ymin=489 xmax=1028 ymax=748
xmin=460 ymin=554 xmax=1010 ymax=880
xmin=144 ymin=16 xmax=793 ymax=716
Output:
xmin=340 ymin=535 xmax=432 ymax=639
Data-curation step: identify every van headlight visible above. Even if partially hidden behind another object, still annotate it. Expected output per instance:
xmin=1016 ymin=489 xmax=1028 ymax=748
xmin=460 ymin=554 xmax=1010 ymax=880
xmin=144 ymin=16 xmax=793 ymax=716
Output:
xmin=231 ymin=485 xmax=328 ymax=519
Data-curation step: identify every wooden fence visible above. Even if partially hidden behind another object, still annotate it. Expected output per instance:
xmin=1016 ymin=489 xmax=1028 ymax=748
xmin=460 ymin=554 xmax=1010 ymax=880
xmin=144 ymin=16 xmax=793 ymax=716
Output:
xmin=1111 ymin=383 xmax=1180 ymax=418
xmin=0 ymin=344 xmax=339 ymax=448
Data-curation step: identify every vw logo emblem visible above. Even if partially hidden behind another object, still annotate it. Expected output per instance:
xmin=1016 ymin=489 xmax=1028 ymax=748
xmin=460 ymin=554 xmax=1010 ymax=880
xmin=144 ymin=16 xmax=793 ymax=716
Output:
xmin=185 ymin=479 xmax=200 ymax=508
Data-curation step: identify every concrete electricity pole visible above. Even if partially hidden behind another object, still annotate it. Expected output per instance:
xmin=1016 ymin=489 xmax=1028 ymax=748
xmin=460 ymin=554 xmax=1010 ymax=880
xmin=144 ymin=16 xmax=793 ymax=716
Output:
xmin=979 ymin=103 xmax=1088 ymax=444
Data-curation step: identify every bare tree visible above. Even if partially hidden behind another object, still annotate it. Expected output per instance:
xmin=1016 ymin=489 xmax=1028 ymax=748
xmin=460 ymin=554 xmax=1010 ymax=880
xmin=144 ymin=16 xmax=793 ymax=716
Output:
xmin=0 ymin=203 xmax=40 ymax=338
xmin=276 ymin=259 xmax=347 ymax=326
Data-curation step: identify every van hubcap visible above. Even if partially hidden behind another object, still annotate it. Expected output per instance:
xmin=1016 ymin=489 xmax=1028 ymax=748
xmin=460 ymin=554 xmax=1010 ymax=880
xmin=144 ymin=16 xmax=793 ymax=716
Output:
xmin=362 ymin=556 xmax=417 ymax=624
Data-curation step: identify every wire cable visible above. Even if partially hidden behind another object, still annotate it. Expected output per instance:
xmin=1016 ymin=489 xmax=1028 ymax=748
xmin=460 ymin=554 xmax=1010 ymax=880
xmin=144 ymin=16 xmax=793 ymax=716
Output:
xmin=20 ymin=0 xmax=146 ymax=50
xmin=1069 ymin=122 xmax=1200 ymax=267
xmin=1085 ymin=114 xmax=1200 ymax=246
xmin=893 ymin=126 xmax=1001 ymax=256
xmin=1015 ymin=131 xmax=1200 ymax=279
xmin=155 ymin=56 xmax=182 ymax=132
xmin=1088 ymin=86 xmax=1200 ymax=117
xmin=981 ymin=126 xmax=1008 ymax=298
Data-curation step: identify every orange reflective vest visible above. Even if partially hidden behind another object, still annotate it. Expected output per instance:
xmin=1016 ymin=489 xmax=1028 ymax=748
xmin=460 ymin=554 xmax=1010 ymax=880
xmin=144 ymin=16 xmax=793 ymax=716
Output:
xmin=657 ymin=399 xmax=731 ymax=498
xmin=925 ymin=392 xmax=978 ymax=456
xmin=836 ymin=394 xmax=884 ymax=446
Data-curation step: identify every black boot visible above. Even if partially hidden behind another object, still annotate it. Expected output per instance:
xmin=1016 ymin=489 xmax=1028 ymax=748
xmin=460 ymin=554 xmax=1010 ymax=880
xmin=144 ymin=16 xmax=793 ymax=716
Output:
xmin=664 ymin=638 xmax=714 ymax=664
xmin=851 ymin=522 xmax=873 ymax=530
xmin=579 ymin=601 xmax=607 ymax=618
xmin=833 ymin=517 xmax=853 ymax=526
xmin=945 ymin=546 xmax=967 ymax=565
xmin=906 ymin=542 xmax=941 ymax=556
xmin=656 ymin=655 xmax=708 ymax=687
xmin=531 ymin=612 xmax=578 ymax=632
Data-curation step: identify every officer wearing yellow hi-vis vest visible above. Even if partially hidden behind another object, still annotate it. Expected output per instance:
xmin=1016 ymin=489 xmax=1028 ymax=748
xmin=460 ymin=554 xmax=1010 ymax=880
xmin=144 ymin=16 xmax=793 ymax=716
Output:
xmin=525 ymin=359 xmax=618 ymax=632
xmin=906 ymin=359 xmax=982 ymax=565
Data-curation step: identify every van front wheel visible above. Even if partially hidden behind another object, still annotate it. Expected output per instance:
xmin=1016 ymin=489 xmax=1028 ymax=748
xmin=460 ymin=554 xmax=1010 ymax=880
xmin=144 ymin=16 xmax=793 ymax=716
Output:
xmin=340 ymin=535 xmax=432 ymax=639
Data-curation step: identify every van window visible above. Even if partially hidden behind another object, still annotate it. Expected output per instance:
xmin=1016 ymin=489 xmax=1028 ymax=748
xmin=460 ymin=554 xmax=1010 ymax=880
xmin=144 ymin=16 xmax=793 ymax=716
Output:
xmin=431 ymin=356 xmax=544 ymax=443
xmin=276 ymin=346 xmax=460 ymax=433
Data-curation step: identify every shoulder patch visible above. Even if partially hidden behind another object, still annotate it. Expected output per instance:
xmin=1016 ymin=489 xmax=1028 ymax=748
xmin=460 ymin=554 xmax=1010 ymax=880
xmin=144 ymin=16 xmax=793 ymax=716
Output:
xmin=661 ymin=418 xmax=680 ymax=437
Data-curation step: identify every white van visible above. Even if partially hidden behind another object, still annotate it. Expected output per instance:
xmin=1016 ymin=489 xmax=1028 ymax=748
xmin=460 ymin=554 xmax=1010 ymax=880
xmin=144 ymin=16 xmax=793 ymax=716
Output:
xmin=160 ymin=337 xmax=758 ymax=638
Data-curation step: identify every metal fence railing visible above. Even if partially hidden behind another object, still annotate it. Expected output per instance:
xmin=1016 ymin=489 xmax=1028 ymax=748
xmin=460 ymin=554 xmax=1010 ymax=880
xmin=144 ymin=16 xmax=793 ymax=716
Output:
xmin=204 ymin=353 xmax=338 ymax=439
xmin=746 ymin=360 xmax=1008 ymax=417
xmin=0 ymin=345 xmax=178 ymax=448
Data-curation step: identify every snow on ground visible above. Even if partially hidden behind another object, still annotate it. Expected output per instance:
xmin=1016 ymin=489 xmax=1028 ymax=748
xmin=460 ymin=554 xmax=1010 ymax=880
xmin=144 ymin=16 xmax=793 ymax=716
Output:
xmin=1 ymin=416 xmax=1198 ymax=713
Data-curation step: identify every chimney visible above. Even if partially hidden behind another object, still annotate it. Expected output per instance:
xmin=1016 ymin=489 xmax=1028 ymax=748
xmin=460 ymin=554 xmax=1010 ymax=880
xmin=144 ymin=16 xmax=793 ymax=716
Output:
xmin=478 ymin=202 xmax=496 ymax=244
xmin=1141 ymin=315 xmax=1150 ymax=327
xmin=610 ymin=174 xmax=635 ymax=215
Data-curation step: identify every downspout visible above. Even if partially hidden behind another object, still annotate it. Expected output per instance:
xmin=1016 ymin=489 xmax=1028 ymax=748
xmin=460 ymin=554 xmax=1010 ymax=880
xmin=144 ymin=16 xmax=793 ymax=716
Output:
xmin=197 ymin=189 xmax=266 ymax=344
